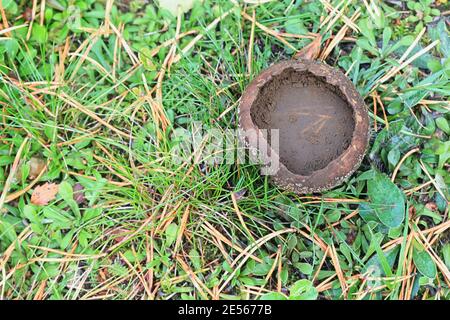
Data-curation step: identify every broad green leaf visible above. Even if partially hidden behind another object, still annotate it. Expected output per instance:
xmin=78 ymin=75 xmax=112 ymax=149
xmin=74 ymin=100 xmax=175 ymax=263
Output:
xmin=442 ymin=244 xmax=450 ymax=270
xmin=253 ymin=261 xmax=273 ymax=276
xmin=60 ymin=230 xmax=75 ymax=250
xmin=31 ymin=24 xmax=48 ymax=44
xmin=387 ymin=148 xmax=400 ymax=166
xmin=289 ymin=288 xmax=318 ymax=300
xmin=289 ymin=279 xmax=318 ymax=300
xmin=46 ymin=0 xmax=65 ymax=11
xmin=358 ymin=18 xmax=376 ymax=46
xmin=286 ymin=234 xmax=297 ymax=250
xmin=367 ymin=171 xmax=405 ymax=228
xmin=294 ymin=262 xmax=313 ymax=275
xmin=1 ymin=0 xmax=18 ymax=14
xmin=189 ymin=249 xmax=202 ymax=271
xmin=58 ymin=181 xmax=73 ymax=200
xmin=413 ymin=243 xmax=437 ymax=279
xmin=139 ymin=48 xmax=157 ymax=71
xmin=23 ymin=205 xmax=38 ymax=223
xmin=0 ymin=219 xmax=17 ymax=243
xmin=43 ymin=207 xmax=73 ymax=228
xmin=284 ymin=18 xmax=308 ymax=35
xmin=436 ymin=117 xmax=450 ymax=135
xmin=427 ymin=59 xmax=442 ymax=72
xmin=382 ymin=27 xmax=392 ymax=51
xmin=0 ymin=156 xmax=14 ymax=167
xmin=260 ymin=292 xmax=288 ymax=300
xmin=82 ymin=207 xmax=103 ymax=222
xmin=59 ymin=181 xmax=80 ymax=218
xmin=356 ymin=38 xmax=378 ymax=55
xmin=280 ymin=268 xmax=289 ymax=285
xmin=165 ymin=223 xmax=178 ymax=247
xmin=4 ymin=38 xmax=19 ymax=58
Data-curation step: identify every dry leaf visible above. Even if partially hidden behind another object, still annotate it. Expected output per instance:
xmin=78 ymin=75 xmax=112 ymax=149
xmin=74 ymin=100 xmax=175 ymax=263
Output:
xmin=31 ymin=183 xmax=59 ymax=206
xmin=109 ymin=228 xmax=130 ymax=244
xmin=73 ymin=183 xmax=86 ymax=204
xmin=293 ymin=34 xmax=322 ymax=60
xmin=425 ymin=202 xmax=438 ymax=212
xmin=14 ymin=157 xmax=46 ymax=182
xmin=233 ymin=188 xmax=247 ymax=201
xmin=28 ymin=157 xmax=47 ymax=180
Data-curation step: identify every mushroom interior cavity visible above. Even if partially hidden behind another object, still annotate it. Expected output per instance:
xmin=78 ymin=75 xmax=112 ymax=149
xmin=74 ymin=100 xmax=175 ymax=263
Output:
xmin=250 ymin=68 xmax=356 ymax=176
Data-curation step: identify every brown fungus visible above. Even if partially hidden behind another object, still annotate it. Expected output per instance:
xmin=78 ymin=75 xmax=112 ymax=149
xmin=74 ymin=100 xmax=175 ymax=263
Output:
xmin=239 ymin=59 xmax=370 ymax=194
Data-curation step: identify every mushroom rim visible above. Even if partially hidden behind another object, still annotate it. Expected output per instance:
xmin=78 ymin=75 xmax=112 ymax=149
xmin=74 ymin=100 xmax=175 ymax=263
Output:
xmin=238 ymin=59 xmax=370 ymax=193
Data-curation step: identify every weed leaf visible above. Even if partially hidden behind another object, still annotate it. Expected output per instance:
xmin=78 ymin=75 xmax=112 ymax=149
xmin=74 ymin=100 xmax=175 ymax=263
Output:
xmin=367 ymin=171 xmax=405 ymax=228
xmin=413 ymin=244 xmax=437 ymax=279
xmin=289 ymin=279 xmax=318 ymax=300
xmin=165 ymin=223 xmax=178 ymax=247
xmin=259 ymin=292 xmax=288 ymax=300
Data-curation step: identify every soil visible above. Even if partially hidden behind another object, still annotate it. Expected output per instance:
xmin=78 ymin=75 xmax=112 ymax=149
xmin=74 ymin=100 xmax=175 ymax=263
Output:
xmin=251 ymin=68 xmax=355 ymax=176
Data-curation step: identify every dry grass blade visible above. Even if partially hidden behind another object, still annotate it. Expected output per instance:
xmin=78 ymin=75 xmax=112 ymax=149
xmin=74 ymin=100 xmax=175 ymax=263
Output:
xmin=241 ymin=10 xmax=298 ymax=52
xmin=0 ymin=0 xmax=11 ymax=36
xmin=176 ymin=256 xmax=212 ymax=299
xmin=0 ymin=227 xmax=32 ymax=271
xmin=231 ymin=192 xmax=254 ymax=239
xmin=319 ymin=0 xmax=345 ymax=29
xmin=56 ymin=92 xmax=130 ymax=138
xmin=419 ymin=160 xmax=447 ymax=201
xmin=105 ymin=0 xmax=114 ymax=33
xmin=255 ymin=246 xmax=281 ymax=296
xmin=399 ymin=27 xmax=427 ymax=64
xmin=378 ymin=39 xmax=439 ymax=84
xmin=39 ymin=0 xmax=46 ymax=26
xmin=362 ymin=0 xmax=382 ymax=25
xmin=320 ymin=9 xmax=360 ymax=61
xmin=5 ymin=160 xmax=48 ymax=203
xmin=109 ymin=22 xmax=140 ymax=65
xmin=201 ymin=221 xmax=262 ymax=263
xmin=173 ymin=205 xmax=191 ymax=255
xmin=321 ymin=0 xmax=359 ymax=33
xmin=0 ymin=137 xmax=29 ymax=211
xmin=119 ymin=252 xmax=153 ymax=298
xmin=247 ymin=9 xmax=256 ymax=75
xmin=0 ymin=24 xmax=28 ymax=37
xmin=330 ymin=243 xmax=347 ymax=298
xmin=173 ymin=8 xmax=233 ymax=63
xmin=391 ymin=148 xmax=420 ymax=182
xmin=375 ymin=93 xmax=389 ymax=130
xmin=26 ymin=0 xmax=38 ymax=40
xmin=218 ymin=228 xmax=296 ymax=294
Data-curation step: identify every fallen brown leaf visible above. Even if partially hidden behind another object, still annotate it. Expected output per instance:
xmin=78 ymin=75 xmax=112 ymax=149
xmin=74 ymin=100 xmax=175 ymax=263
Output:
xmin=31 ymin=183 xmax=59 ymax=206
xmin=293 ymin=34 xmax=322 ymax=60
xmin=28 ymin=157 xmax=47 ymax=180
xmin=14 ymin=157 xmax=46 ymax=182
xmin=73 ymin=183 xmax=86 ymax=204
xmin=425 ymin=202 xmax=438 ymax=212
xmin=233 ymin=188 xmax=247 ymax=201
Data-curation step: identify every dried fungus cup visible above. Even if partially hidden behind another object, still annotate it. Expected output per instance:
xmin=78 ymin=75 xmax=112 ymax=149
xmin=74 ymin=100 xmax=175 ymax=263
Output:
xmin=239 ymin=59 xmax=370 ymax=194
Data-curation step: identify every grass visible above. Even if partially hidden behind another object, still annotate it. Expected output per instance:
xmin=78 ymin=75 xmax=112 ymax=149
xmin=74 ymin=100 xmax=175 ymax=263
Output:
xmin=0 ymin=0 xmax=449 ymax=300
